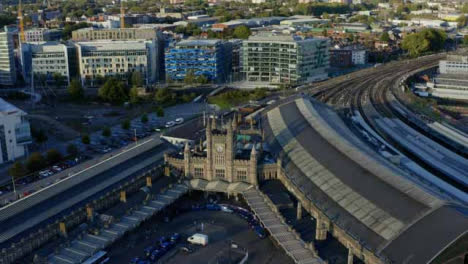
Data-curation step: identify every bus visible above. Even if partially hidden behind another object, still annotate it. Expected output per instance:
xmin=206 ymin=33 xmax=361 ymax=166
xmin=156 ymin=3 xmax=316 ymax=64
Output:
xmin=82 ymin=251 xmax=109 ymax=264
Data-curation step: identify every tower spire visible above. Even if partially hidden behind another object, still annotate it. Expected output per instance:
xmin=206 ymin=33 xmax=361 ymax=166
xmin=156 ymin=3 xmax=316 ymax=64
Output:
xmin=18 ymin=0 xmax=25 ymax=43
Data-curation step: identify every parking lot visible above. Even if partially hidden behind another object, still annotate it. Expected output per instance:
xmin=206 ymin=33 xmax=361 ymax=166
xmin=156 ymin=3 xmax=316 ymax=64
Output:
xmin=106 ymin=194 xmax=294 ymax=264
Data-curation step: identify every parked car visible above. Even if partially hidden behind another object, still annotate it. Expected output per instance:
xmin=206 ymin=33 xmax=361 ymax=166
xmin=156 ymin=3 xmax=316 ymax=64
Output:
xmin=175 ymin=117 xmax=184 ymax=124
xmin=165 ymin=121 xmax=175 ymax=128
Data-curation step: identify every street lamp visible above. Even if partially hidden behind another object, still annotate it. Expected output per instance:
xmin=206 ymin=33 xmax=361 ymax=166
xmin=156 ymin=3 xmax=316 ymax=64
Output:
xmin=134 ymin=128 xmax=138 ymax=146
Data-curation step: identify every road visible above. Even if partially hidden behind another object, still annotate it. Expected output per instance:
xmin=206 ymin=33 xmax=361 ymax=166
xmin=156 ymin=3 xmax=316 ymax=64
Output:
xmin=0 ymin=141 xmax=170 ymax=247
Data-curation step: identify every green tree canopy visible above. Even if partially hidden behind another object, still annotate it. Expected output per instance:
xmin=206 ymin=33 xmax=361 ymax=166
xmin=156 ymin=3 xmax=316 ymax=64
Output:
xmin=380 ymin=31 xmax=391 ymax=42
xmin=154 ymin=88 xmax=176 ymax=105
xmin=401 ymin=29 xmax=447 ymax=57
xmin=9 ymin=161 xmax=27 ymax=179
xmin=129 ymin=87 xmax=140 ymax=104
xmin=155 ymin=106 xmax=164 ymax=117
xmin=141 ymin=114 xmax=149 ymax=124
xmin=81 ymin=134 xmax=90 ymax=145
xmin=46 ymin=149 xmax=63 ymax=165
xmin=233 ymin=25 xmax=251 ymax=39
xmin=68 ymin=79 xmax=84 ymax=101
xmin=98 ymin=78 xmax=129 ymax=104
xmin=122 ymin=119 xmax=131 ymax=130
xmin=26 ymin=152 xmax=46 ymax=172
xmin=131 ymin=71 xmax=143 ymax=87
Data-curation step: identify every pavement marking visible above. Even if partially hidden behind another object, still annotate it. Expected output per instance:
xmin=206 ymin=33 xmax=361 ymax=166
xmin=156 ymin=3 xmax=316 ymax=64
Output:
xmin=0 ymin=136 xmax=155 ymax=213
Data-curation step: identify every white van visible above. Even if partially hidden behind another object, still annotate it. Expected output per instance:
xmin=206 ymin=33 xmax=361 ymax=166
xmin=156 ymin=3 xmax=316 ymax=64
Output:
xmin=187 ymin=233 xmax=209 ymax=246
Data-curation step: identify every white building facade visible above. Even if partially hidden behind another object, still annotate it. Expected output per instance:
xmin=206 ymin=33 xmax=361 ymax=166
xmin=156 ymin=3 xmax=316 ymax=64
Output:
xmin=0 ymin=32 xmax=17 ymax=87
xmin=75 ymin=40 xmax=159 ymax=87
xmin=0 ymin=99 xmax=31 ymax=164
xmin=21 ymin=42 xmax=72 ymax=85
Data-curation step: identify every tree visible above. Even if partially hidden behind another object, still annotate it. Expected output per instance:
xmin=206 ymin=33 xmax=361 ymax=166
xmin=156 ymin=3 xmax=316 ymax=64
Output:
xmin=122 ymin=119 xmax=131 ymax=130
xmin=102 ymin=127 xmax=111 ymax=137
xmin=98 ymin=78 xmax=129 ymax=104
xmin=457 ymin=15 xmax=468 ymax=28
xmin=131 ymin=71 xmax=143 ymax=87
xmin=156 ymin=106 xmax=164 ymax=117
xmin=463 ymin=35 xmax=468 ymax=46
xmin=184 ymin=70 xmax=196 ymax=85
xmin=233 ymin=25 xmax=251 ymax=39
xmin=68 ymin=79 xmax=84 ymax=101
xmin=380 ymin=31 xmax=391 ymax=42
xmin=196 ymin=75 xmax=209 ymax=84
xmin=9 ymin=161 xmax=27 ymax=179
xmin=66 ymin=143 xmax=78 ymax=157
xmin=154 ymin=88 xmax=176 ymax=105
xmin=401 ymin=29 xmax=447 ymax=57
xmin=129 ymin=87 xmax=140 ymax=104
xmin=81 ymin=134 xmax=90 ymax=145
xmin=46 ymin=149 xmax=63 ymax=165
xmin=26 ymin=152 xmax=46 ymax=172
xmin=141 ymin=114 xmax=149 ymax=124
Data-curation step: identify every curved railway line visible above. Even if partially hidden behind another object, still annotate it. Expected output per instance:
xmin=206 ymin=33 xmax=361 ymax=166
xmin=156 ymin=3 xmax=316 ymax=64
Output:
xmin=305 ymin=55 xmax=468 ymax=195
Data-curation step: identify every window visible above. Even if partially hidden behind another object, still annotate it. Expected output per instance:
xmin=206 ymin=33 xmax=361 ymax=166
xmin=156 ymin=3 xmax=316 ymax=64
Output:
xmin=236 ymin=170 xmax=247 ymax=182
xmin=194 ymin=167 xmax=204 ymax=178
xmin=215 ymin=169 xmax=225 ymax=179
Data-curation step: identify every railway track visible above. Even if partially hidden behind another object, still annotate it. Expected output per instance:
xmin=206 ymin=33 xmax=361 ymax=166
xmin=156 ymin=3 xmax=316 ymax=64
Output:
xmin=308 ymin=55 xmax=468 ymax=194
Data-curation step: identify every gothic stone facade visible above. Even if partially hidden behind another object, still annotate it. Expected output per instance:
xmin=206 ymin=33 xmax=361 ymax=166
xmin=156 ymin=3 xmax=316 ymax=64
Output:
xmin=165 ymin=118 xmax=278 ymax=186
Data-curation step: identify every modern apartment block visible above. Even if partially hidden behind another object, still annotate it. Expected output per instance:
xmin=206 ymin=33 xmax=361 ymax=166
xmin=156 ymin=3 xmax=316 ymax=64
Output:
xmin=71 ymin=27 xmax=161 ymax=42
xmin=75 ymin=40 xmax=159 ymax=87
xmin=72 ymin=27 xmax=165 ymax=83
xmin=24 ymin=28 xmax=62 ymax=42
xmin=0 ymin=31 xmax=17 ymax=87
xmin=21 ymin=42 xmax=74 ymax=86
xmin=165 ymin=39 xmax=232 ymax=83
xmin=0 ymin=98 xmax=31 ymax=164
xmin=242 ymin=33 xmax=329 ymax=85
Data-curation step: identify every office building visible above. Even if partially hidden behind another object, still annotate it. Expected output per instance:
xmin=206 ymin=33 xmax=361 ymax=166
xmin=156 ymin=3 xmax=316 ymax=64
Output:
xmin=165 ymin=39 xmax=232 ymax=83
xmin=425 ymin=55 xmax=468 ymax=100
xmin=72 ymin=27 xmax=165 ymax=83
xmin=71 ymin=27 xmax=162 ymax=42
xmin=24 ymin=28 xmax=62 ymax=42
xmin=0 ymin=98 xmax=31 ymax=164
xmin=0 ymin=31 xmax=17 ymax=87
xmin=242 ymin=33 xmax=329 ymax=85
xmin=75 ymin=40 xmax=160 ymax=87
xmin=21 ymin=42 xmax=74 ymax=86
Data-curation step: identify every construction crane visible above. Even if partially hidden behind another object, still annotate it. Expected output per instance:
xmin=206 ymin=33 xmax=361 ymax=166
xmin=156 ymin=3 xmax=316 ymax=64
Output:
xmin=120 ymin=0 xmax=125 ymax=29
xmin=18 ymin=0 xmax=25 ymax=42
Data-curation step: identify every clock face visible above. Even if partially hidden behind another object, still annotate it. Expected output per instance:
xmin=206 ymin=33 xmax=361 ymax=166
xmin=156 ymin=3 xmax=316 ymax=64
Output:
xmin=216 ymin=145 xmax=224 ymax=153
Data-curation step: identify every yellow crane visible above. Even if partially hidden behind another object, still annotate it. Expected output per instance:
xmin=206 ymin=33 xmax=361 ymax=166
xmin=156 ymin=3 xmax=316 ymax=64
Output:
xmin=18 ymin=0 xmax=25 ymax=42
xmin=120 ymin=0 xmax=125 ymax=29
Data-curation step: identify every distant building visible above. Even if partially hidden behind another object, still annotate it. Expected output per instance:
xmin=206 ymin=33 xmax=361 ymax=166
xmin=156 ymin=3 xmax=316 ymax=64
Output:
xmin=24 ymin=28 xmax=62 ymax=42
xmin=242 ymin=33 xmax=329 ymax=86
xmin=165 ymin=39 xmax=232 ymax=83
xmin=72 ymin=27 xmax=165 ymax=83
xmin=0 ymin=31 xmax=17 ymax=87
xmin=0 ymin=98 xmax=31 ymax=164
xmin=71 ymin=27 xmax=162 ymax=42
xmin=75 ymin=40 xmax=161 ymax=87
xmin=425 ymin=55 xmax=468 ymax=100
xmin=330 ymin=49 xmax=352 ymax=68
xmin=439 ymin=55 xmax=468 ymax=75
xmin=229 ymin=39 xmax=243 ymax=82
xmin=21 ymin=42 xmax=74 ymax=86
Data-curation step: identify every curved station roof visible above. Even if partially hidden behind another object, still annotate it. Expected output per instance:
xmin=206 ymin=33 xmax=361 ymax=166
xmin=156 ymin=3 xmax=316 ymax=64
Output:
xmin=262 ymin=96 xmax=468 ymax=264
